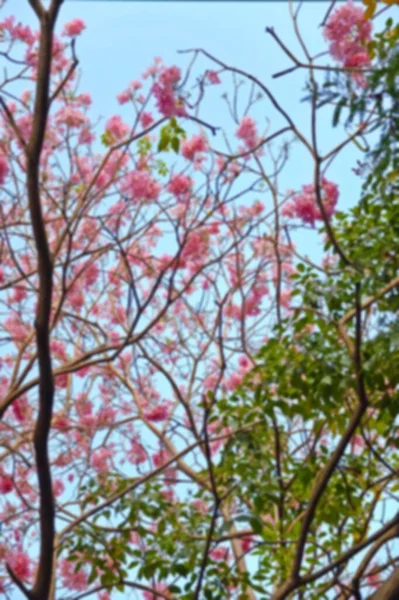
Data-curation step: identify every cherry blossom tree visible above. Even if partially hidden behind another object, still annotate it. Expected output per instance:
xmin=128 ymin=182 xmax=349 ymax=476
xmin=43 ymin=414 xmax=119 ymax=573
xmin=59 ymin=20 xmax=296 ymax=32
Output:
xmin=0 ymin=1 xmax=398 ymax=599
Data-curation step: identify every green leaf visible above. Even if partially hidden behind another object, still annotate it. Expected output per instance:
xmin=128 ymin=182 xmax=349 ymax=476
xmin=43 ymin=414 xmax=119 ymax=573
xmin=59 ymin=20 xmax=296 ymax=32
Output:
xmin=171 ymin=137 xmax=180 ymax=153
xmin=158 ymin=134 xmax=170 ymax=152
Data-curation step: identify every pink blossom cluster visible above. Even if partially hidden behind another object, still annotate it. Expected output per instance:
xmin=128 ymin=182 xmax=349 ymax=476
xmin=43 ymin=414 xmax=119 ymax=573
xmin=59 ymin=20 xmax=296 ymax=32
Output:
xmin=241 ymin=535 xmax=254 ymax=554
xmin=55 ymin=106 xmax=87 ymax=129
xmin=366 ymin=563 xmax=381 ymax=588
xmin=324 ymin=1 xmax=372 ymax=87
xmin=0 ymin=155 xmax=9 ymax=185
xmin=167 ymin=173 xmax=193 ymax=198
xmin=105 ymin=115 xmax=130 ymax=141
xmin=90 ymin=447 xmax=112 ymax=473
xmin=7 ymin=551 xmax=31 ymax=582
xmin=117 ymin=79 xmax=142 ymax=104
xmin=206 ymin=70 xmax=221 ymax=85
xmin=78 ymin=260 xmax=100 ymax=290
xmin=152 ymin=447 xmax=171 ymax=468
xmin=60 ymin=558 xmax=88 ymax=591
xmin=225 ymin=281 xmax=269 ymax=321
xmin=144 ymin=403 xmax=171 ymax=422
xmin=282 ymin=178 xmax=339 ymax=226
xmin=123 ymin=170 xmax=161 ymax=203
xmin=224 ymin=355 xmax=253 ymax=391
xmin=4 ymin=315 xmax=28 ymax=343
xmin=0 ymin=473 xmax=13 ymax=494
xmin=62 ymin=19 xmax=86 ymax=37
xmin=236 ymin=116 xmax=258 ymax=150
xmin=127 ymin=438 xmax=147 ymax=465
xmin=140 ymin=111 xmax=154 ymax=128
xmin=176 ymin=230 xmax=211 ymax=272
xmin=209 ymin=547 xmax=230 ymax=562
xmin=50 ymin=340 xmax=67 ymax=360
xmin=12 ymin=395 xmax=29 ymax=423
xmin=181 ymin=135 xmax=208 ymax=161
xmin=20 ymin=34 xmax=69 ymax=75
xmin=143 ymin=583 xmax=171 ymax=600
xmin=94 ymin=151 xmax=128 ymax=190
xmin=0 ymin=16 xmax=35 ymax=45
xmin=152 ymin=65 xmax=186 ymax=118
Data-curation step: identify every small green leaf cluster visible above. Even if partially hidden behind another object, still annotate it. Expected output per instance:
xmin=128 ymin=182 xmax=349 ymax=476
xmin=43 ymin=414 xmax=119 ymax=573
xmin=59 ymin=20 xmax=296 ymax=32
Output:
xmin=157 ymin=117 xmax=186 ymax=153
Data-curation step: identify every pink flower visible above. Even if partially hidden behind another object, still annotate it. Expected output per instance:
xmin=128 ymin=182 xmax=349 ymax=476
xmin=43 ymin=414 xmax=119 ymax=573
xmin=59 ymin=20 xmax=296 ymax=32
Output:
xmin=250 ymin=200 xmax=265 ymax=215
xmin=0 ymin=17 xmax=35 ymax=45
xmin=91 ymin=447 xmax=112 ymax=473
xmin=152 ymin=448 xmax=171 ymax=468
xmin=192 ymin=499 xmax=208 ymax=514
xmin=153 ymin=84 xmax=185 ymax=118
xmin=282 ymin=178 xmax=339 ymax=226
xmin=80 ymin=261 xmax=99 ymax=289
xmin=127 ymin=439 xmax=147 ymax=465
xmin=179 ymin=231 xmax=209 ymax=268
xmin=140 ymin=112 xmax=154 ymax=128
xmin=7 ymin=551 xmax=31 ymax=581
xmin=123 ymin=170 xmax=161 ymax=202
xmin=167 ymin=174 xmax=193 ymax=198
xmin=181 ymin=135 xmax=207 ymax=161
xmin=14 ymin=24 xmax=35 ymax=44
xmin=0 ymin=155 xmax=9 ymax=185
xmin=236 ymin=116 xmax=258 ymax=149
xmin=238 ymin=355 xmax=252 ymax=372
xmin=67 ymin=287 xmax=84 ymax=311
xmin=52 ymin=414 xmax=71 ymax=430
xmin=12 ymin=396 xmax=29 ymax=423
xmin=50 ymin=340 xmax=67 ymax=360
xmin=144 ymin=404 xmax=170 ymax=422
xmin=207 ymin=70 xmax=221 ymax=84
xmin=159 ymin=65 xmax=181 ymax=87
xmin=203 ymin=374 xmax=218 ymax=391
xmin=0 ymin=475 xmax=13 ymax=494
xmin=77 ymin=127 xmax=93 ymax=144
xmin=62 ymin=19 xmax=86 ymax=37
xmin=5 ymin=315 xmax=28 ymax=342
xmin=209 ymin=547 xmax=229 ymax=562
xmin=55 ymin=373 xmax=68 ymax=388
xmin=16 ymin=114 xmax=32 ymax=144
xmin=53 ymin=479 xmax=65 ymax=497
xmin=366 ymin=563 xmax=380 ymax=588
xmin=117 ymin=88 xmax=132 ymax=105
xmin=264 ymin=513 xmax=275 ymax=527
xmin=344 ymin=50 xmax=371 ymax=86
xmin=105 ymin=115 xmax=129 ymax=141
xmin=77 ymin=92 xmax=92 ymax=106
xmin=60 ymin=558 xmax=88 ymax=591
xmin=324 ymin=2 xmax=372 ymax=86
xmin=225 ymin=372 xmax=243 ymax=391
xmin=351 ymin=434 xmax=364 ymax=454
xmin=55 ymin=106 xmax=87 ymax=128
xmin=97 ymin=406 xmax=117 ymax=426
xmin=143 ymin=583 xmax=171 ymax=600
xmin=241 ymin=535 xmax=253 ymax=554
xmin=280 ymin=289 xmax=292 ymax=309
xmin=152 ymin=65 xmax=186 ymax=117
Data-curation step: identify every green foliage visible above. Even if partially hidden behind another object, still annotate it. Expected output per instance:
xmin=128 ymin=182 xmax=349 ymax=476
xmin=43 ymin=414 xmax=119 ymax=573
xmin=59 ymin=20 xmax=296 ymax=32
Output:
xmin=100 ymin=129 xmax=114 ymax=147
xmin=157 ymin=117 xmax=186 ymax=153
xmin=137 ymin=136 xmax=152 ymax=157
